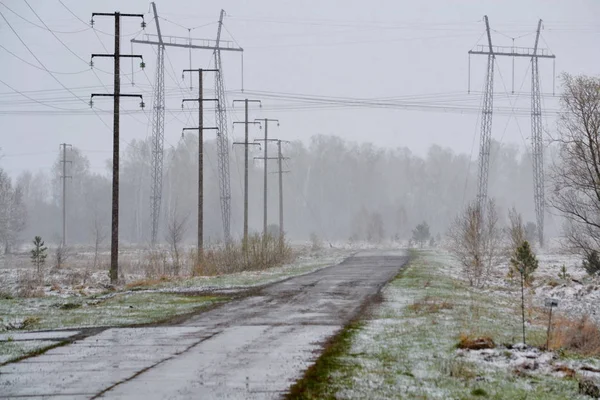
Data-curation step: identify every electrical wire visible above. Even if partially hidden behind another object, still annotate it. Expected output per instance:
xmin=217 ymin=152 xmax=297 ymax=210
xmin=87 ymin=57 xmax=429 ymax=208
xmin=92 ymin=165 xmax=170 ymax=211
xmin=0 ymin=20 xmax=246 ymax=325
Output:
xmin=0 ymin=44 xmax=91 ymax=75
xmin=0 ymin=1 xmax=90 ymax=34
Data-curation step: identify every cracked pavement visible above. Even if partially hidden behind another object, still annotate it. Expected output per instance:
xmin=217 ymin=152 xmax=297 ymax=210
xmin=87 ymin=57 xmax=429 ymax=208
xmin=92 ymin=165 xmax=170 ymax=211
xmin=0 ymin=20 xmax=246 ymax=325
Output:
xmin=0 ymin=250 xmax=408 ymax=399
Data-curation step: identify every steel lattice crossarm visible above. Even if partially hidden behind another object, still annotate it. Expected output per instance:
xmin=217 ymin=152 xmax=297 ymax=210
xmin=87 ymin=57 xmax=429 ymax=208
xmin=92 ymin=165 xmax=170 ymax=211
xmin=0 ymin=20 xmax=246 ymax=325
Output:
xmin=132 ymin=33 xmax=243 ymax=52
xmin=469 ymin=44 xmax=555 ymax=59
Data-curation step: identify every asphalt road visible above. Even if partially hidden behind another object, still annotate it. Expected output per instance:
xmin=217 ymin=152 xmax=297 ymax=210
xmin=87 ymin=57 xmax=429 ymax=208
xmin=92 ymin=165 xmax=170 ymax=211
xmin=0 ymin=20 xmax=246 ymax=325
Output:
xmin=0 ymin=250 xmax=408 ymax=399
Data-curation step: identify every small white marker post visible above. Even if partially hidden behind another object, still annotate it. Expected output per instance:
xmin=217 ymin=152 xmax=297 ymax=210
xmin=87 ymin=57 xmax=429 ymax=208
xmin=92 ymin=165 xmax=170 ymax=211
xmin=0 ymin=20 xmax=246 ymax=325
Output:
xmin=545 ymin=298 xmax=559 ymax=350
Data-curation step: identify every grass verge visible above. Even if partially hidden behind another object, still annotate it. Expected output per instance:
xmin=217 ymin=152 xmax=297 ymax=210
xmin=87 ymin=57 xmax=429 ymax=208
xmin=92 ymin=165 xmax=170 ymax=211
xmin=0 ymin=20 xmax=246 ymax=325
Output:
xmin=287 ymin=250 xmax=592 ymax=399
xmin=0 ymin=292 xmax=226 ymax=331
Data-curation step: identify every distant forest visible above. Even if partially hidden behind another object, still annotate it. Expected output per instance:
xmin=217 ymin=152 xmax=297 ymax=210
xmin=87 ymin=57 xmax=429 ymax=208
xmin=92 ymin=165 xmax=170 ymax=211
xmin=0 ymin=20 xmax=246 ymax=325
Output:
xmin=0 ymin=134 xmax=557 ymax=248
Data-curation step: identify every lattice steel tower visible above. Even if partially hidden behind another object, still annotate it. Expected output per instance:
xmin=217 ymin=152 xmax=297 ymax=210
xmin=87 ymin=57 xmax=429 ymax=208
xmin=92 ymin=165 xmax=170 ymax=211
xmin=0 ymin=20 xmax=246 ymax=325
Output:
xmin=149 ymin=2 xmax=165 ymax=245
xmin=468 ymin=16 xmax=555 ymax=247
xmin=477 ymin=16 xmax=495 ymax=209
xmin=132 ymin=7 xmax=242 ymax=244
xmin=531 ymin=20 xmax=545 ymax=247
xmin=214 ymin=10 xmax=232 ymax=242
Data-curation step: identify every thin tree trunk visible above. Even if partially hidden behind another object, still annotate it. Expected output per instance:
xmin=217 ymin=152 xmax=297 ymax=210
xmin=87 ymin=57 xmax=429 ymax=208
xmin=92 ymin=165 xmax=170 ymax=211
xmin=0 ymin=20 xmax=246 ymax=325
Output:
xmin=521 ymin=271 xmax=526 ymax=344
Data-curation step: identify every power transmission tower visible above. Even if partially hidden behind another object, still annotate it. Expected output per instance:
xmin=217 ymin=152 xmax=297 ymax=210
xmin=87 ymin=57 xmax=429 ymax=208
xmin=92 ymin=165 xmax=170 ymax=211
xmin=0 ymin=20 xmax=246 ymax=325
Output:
xmin=182 ymin=68 xmax=218 ymax=253
xmin=149 ymin=2 xmax=164 ymax=246
xmin=214 ymin=10 xmax=233 ymax=243
xmin=253 ymin=118 xmax=280 ymax=237
xmin=131 ymin=8 xmax=243 ymax=243
xmin=476 ymin=16 xmax=494 ymax=211
xmin=468 ymin=16 xmax=555 ymax=246
xmin=531 ymin=20 xmax=545 ymax=247
xmin=60 ymin=143 xmax=72 ymax=246
xmin=233 ymin=99 xmax=261 ymax=248
xmin=90 ymin=11 xmax=145 ymax=284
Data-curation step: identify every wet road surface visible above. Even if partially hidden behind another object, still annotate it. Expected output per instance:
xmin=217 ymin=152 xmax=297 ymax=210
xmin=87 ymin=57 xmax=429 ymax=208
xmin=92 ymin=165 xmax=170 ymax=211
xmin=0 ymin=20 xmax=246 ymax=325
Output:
xmin=0 ymin=250 xmax=408 ymax=399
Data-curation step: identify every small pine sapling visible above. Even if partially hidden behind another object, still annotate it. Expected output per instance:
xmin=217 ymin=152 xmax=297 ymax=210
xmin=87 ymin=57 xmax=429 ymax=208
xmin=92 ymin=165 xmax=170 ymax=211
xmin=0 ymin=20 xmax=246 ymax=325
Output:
xmin=558 ymin=264 xmax=570 ymax=280
xmin=510 ymin=241 xmax=538 ymax=344
xmin=30 ymin=236 xmax=48 ymax=280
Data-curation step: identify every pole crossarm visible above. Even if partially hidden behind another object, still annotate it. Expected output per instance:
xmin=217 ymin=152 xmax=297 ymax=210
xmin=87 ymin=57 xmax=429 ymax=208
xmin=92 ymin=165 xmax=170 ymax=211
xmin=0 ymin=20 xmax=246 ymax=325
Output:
xmin=132 ymin=34 xmax=243 ymax=52
xmin=233 ymin=99 xmax=262 ymax=107
xmin=91 ymin=93 xmax=143 ymax=99
xmin=182 ymin=98 xmax=219 ymax=103
xmin=93 ymin=12 xmax=144 ymax=18
xmin=183 ymin=127 xmax=218 ymax=132
xmin=92 ymin=54 xmax=144 ymax=59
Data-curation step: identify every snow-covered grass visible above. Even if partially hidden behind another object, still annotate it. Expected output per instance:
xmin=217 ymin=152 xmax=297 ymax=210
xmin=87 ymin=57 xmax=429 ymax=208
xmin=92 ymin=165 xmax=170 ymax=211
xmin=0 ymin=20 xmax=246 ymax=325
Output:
xmin=291 ymin=250 xmax=597 ymax=399
xmin=0 ymin=292 xmax=224 ymax=332
xmin=0 ymin=247 xmax=353 ymax=332
xmin=0 ymin=339 xmax=62 ymax=364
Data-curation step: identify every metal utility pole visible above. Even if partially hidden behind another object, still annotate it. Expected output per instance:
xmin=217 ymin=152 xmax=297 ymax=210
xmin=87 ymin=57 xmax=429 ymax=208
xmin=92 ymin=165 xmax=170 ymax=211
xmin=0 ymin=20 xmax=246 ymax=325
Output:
xmin=531 ymin=20 xmax=545 ymax=247
xmin=254 ymin=138 xmax=290 ymax=245
xmin=253 ymin=118 xmax=279 ymax=237
xmin=131 ymin=9 xmax=243 ymax=243
xmin=182 ymin=69 xmax=218 ymax=253
xmin=60 ymin=143 xmax=72 ymax=246
xmin=90 ymin=11 xmax=145 ymax=284
xmin=233 ymin=99 xmax=261 ymax=248
xmin=149 ymin=2 xmax=164 ymax=246
xmin=468 ymin=17 xmax=555 ymax=245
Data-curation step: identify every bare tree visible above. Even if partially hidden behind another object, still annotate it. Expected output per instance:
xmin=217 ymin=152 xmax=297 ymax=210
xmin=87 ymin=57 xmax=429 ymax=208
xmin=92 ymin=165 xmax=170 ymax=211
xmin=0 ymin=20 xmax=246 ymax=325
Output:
xmin=165 ymin=205 xmax=188 ymax=276
xmin=83 ymin=214 xmax=108 ymax=284
xmin=91 ymin=217 xmax=107 ymax=270
xmin=447 ymin=199 xmax=502 ymax=287
xmin=55 ymin=244 xmax=70 ymax=269
xmin=0 ymin=169 xmax=27 ymax=254
xmin=550 ymin=74 xmax=600 ymax=258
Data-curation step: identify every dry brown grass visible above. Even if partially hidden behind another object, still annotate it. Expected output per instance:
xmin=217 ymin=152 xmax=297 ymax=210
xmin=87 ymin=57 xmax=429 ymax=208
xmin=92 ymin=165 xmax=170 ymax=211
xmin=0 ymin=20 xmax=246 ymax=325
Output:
xmin=407 ymin=296 xmax=454 ymax=314
xmin=553 ymin=364 xmax=577 ymax=379
xmin=457 ymin=333 xmax=496 ymax=350
xmin=17 ymin=270 xmax=44 ymax=298
xmin=549 ymin=314 xmax=600 ymax=356
xmin=193 ymin=233 xmax=293 ymax=276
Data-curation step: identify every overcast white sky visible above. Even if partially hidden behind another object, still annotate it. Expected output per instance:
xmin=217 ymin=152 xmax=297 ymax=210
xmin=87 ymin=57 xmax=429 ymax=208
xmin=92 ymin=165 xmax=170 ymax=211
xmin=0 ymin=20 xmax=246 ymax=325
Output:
xmin=0 ymin=0 xmax=598 ymax=177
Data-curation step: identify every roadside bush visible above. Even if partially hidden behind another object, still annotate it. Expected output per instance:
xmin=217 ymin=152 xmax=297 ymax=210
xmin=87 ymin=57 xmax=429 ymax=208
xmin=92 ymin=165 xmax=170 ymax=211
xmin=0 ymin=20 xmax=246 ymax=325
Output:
xmin=582 ymin=250 xmax=600 ymax=276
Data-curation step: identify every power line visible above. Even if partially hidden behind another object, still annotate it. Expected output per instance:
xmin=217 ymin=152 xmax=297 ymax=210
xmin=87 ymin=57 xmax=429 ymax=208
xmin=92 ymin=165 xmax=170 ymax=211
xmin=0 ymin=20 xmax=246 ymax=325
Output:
xmin=0 ymin=1 xmax=90 ymax=34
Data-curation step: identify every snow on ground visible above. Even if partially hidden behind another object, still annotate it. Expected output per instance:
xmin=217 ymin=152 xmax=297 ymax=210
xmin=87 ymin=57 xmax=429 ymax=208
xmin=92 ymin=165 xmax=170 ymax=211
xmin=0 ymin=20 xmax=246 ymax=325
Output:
xmin=0 ymin=244 xmax=354 ymax=298
xmin=0 ymin=340 xmax=59 ymax=364
xmin=436 ymin=239 xmax=600 ymax=326
xmin=315 ymin=249 xmax=595 ymax=399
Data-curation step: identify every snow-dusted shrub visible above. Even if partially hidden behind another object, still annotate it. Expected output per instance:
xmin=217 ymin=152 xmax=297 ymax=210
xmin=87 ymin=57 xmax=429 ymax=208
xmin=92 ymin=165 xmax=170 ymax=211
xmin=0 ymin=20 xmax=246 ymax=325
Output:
xmin=582 ymin=250 xmax=600 ymax=276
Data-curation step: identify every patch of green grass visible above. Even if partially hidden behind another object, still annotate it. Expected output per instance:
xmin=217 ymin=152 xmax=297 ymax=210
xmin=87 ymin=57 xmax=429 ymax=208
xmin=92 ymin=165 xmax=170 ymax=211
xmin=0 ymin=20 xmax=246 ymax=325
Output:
xmin=0 ymin=293 xmax=225 ymax=331
xmin=471 ymin=387 xmax=488 ymax=397
xmin=286 ymin=321 xmax=363 ymax=400
xmin=288 ymin=251 xmax=590 ymax=399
